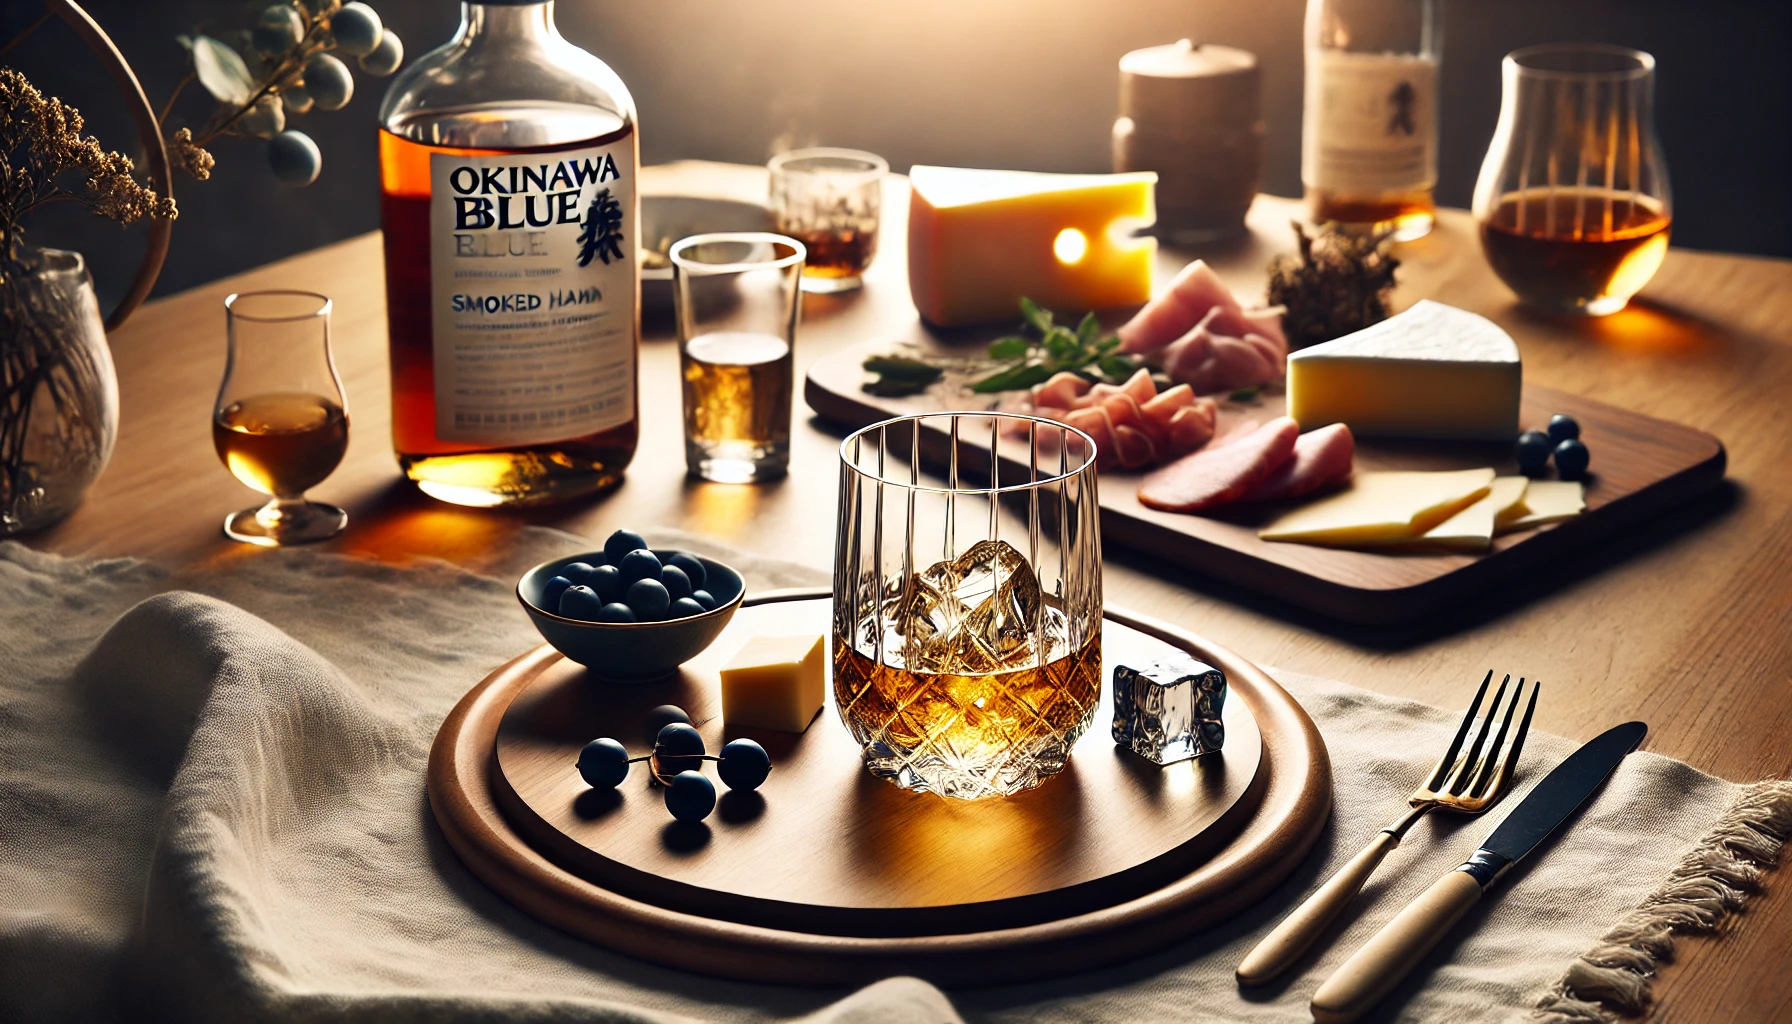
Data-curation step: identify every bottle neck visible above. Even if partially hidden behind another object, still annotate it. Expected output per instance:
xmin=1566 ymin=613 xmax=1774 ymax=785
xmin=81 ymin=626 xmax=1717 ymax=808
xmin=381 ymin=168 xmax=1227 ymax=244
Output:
xmin=459 ymin=2 xmax=559 ymax=47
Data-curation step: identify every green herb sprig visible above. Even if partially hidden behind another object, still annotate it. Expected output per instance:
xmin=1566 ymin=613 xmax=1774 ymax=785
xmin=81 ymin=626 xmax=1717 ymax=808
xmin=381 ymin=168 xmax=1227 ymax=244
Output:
xmin=859 ymin=355 xmax=943 ymax=397
xmin=968 ymin=298 xmax=1139 ymax=394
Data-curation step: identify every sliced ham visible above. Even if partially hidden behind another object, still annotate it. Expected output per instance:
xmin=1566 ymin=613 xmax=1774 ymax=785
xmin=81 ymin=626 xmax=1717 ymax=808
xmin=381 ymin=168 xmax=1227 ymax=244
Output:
xmin=1241 ymin=423 xmax=1355 ymax=502
xmin=1138 ymin=417 xmax=1301 ymax=512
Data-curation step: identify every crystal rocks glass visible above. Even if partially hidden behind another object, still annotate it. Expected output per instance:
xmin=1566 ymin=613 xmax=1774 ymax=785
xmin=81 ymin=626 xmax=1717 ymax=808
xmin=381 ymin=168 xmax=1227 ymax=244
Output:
xmin=768 ymin=147 xmax=887 ymax=293
xmin=832 ymin=413 xmax=1103 ymax=800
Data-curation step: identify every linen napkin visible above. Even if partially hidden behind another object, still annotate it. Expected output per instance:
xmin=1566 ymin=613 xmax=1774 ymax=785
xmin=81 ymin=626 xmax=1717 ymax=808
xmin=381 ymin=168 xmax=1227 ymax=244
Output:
xmin=0 ymin=534 xmax=1783 ymax=1024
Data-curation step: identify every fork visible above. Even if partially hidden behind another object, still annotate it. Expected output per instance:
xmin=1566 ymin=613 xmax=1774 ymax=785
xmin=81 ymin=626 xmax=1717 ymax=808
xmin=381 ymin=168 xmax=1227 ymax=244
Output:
xmin=1236 ymin=671 xmax=1539 ymax=986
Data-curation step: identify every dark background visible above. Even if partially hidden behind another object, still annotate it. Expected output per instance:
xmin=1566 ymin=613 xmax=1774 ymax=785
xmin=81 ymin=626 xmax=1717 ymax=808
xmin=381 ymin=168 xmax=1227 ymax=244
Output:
xmin=6 ymin=0 xmax=1789 ymax=312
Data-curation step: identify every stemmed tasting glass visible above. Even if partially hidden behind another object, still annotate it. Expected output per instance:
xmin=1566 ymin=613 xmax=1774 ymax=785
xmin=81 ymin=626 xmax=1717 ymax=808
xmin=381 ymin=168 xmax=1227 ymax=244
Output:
xmin=212 ymin=291 xmax=349 ymax=545
xmin=832 ymin=413 xmax=1103 ymax=800
xmin=1473 ymin=45 xmax=1671 ymax=316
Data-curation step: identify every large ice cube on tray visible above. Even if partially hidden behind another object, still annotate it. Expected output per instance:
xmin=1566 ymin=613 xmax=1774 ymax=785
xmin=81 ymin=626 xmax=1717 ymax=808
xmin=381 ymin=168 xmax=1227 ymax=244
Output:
xmin=1111 ymin=653 xmax=1227 ymax=764
xmin=887 ymin=539 xmax=1062 ymax=674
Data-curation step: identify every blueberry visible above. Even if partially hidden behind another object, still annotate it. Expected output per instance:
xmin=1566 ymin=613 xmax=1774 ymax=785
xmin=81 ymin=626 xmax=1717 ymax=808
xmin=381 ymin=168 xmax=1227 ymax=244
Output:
xmin=1553 ymin=438 xmax=1591 ymax=479
xmin=644 ymin=705 xmax=691 ymax=746
xmin=266 ymin=128 xmax=321 ymax=184
xmin=577 ymin=737 xmax=630 ymax=789
xmin=559 ymin=561 xmax=597 ymax=585
xmin=619 ymin=549 xmax=662 ymax=583
xmin=1547 ymin=414 xmax=1581 ymax=444
xmin=557 ymin=585 xmax=605 ymax=620
xmin=660 ymin=565 xmax=693 ymax=600
xmin=664 ymin=770 xmax=716 ymax=823
xmin=328 ymin=1 xmax=383 ymax=56
xmin=670 ymin=597 xmax=706 ymax=619
xmin=358 ymin=28 xmax=403 ymax=76
xmin=253 ymin=4 xmax=305 ymax=53
xmin=654 ymin=722 xmax=705 ymax=776
xmin=718 ymin=738 xmax=771 ymax=791
xmin=302 ymin=53 xmax=354 ymax=110
xmin=588 ymin=564 xmax=625 ymax=603
xmin=667 ymin=553 xmax=707 ymax=590
xmin=691 ymin=589 xmax=716 ymax=611
xmin=626 ymin=578 xmax=671 ymax=620
xmin=597 ymin=602 xmax=637 ymax=623
xmin=539 ymin=574 xmax=574 ymax=610
xmin=1514 ymin=430 xmax=1553 ymax=475
xmin=604 ymin=529 xmax=649 ymax=564
xmin=281 ymin=84 xmax=315 ymax=114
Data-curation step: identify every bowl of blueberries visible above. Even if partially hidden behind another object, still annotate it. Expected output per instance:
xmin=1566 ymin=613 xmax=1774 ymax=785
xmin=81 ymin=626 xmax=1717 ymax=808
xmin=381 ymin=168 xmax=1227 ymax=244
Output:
xmin=517 ymin=529 xmax=746 ymax=682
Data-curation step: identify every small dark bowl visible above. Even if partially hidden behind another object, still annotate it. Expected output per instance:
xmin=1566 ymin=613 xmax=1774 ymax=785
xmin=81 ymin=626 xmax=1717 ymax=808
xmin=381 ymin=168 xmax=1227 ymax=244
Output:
xmin=517 ymin=550 xmax=745 ymax=683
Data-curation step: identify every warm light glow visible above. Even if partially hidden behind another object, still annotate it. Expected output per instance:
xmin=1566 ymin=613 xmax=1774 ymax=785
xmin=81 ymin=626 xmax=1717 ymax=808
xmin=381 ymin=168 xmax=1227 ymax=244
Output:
xmin=1053 ymin=227 xmax=1088 ymax=265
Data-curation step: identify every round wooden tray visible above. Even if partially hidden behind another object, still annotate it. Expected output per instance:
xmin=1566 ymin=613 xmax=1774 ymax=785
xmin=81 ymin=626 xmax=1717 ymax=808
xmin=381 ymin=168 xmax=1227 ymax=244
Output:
xmin=428 ymin=590 xmax=1331 ymax=986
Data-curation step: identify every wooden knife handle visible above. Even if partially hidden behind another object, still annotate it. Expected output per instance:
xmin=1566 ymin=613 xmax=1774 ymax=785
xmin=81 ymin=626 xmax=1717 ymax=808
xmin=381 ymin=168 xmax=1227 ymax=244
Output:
xmin=1310 ymin=869 xmax=1483 ymax=1024
xmin=1236 ymin=830 xmax=1402 ymax=985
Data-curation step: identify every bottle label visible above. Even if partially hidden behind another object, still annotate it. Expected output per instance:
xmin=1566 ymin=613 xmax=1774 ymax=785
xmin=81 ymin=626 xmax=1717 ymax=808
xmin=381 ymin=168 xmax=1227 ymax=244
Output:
xmin=1303 ymin=51 xmax=1437 ymax=194
xmin=427 ymin=139 xmax=636 ymax=445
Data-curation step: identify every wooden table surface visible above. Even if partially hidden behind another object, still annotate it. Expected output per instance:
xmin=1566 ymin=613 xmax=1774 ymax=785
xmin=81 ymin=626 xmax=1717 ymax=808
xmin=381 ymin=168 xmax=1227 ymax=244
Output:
xmin=32 ymin=162 xmax=1792 ymax=1020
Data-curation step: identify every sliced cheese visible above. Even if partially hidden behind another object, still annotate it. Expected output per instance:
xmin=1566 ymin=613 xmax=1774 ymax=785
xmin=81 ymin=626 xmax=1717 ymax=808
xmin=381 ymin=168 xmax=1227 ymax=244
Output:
xmin=1376 ymin=476 xmax=1530 ymax=553
xmin=1496 ymin=480 xmax=1586 ymax=534
xmin=1260 ymin=468 xmax=1496 ymax=546
xmin=720 ymin=633 xmax=826 ymax=733
xmin=907 ymin=165 xmax=1157 ymax=327
xmin=1287 ymin=300 xmax=1523 ymax=440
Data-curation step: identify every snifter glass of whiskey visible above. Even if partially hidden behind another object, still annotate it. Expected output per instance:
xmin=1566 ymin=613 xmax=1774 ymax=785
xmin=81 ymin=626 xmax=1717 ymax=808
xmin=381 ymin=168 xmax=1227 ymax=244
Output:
xmin=671 ymin=232 xmax=805 ymax=483
xmin=833 ymin=413 xmax=1103 ymax=800
xmin=212 ymin=291 xmax=349 ymax=546
xmin=768 ymin=148 xmax=887 ymax=293
xmin=1473 ymin=45 xmax=1671 ymax=316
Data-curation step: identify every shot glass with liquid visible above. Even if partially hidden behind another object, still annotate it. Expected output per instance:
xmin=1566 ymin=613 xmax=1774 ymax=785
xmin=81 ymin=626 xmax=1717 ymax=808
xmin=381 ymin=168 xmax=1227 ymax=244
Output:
xmin=768 ymin=148 xmax=886 ymax=293
xmin=670 ymin=233 xmax=805 ymax=483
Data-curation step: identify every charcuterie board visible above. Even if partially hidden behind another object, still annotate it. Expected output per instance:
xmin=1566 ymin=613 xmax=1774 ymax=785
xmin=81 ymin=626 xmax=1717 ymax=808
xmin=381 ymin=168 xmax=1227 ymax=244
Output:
xmin=427 ymin=591 xmax=1331 ymax=986
xmin=805 ymin=338 xmax=1726 ymax=624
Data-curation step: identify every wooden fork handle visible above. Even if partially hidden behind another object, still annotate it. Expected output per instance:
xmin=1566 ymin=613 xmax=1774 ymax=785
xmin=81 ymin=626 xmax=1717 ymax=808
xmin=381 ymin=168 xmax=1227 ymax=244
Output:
xmin=1310 ymin=869 xmax=1484 ymax=1024
xmin=1236 ymin=830 xmax=1403 ymax=985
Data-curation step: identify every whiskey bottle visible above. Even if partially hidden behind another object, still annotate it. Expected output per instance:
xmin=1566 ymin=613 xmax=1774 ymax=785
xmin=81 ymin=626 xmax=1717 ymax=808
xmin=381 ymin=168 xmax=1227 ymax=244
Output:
xmin=1301 ymin=0 xmax=1440 ymax=241
xmin=378 ymin=0 xmax=638 ymax=507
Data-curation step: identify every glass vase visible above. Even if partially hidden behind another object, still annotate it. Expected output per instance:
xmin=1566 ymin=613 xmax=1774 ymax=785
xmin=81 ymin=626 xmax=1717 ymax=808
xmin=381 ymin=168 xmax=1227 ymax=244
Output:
xmin=0 ymin=248 xmax=119 ymax=535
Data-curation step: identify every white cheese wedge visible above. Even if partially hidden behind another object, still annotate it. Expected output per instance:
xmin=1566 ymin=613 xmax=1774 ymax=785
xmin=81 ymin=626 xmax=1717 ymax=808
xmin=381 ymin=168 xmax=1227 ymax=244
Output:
xmin=907 ymin=166 xmax=1157 ymax=327
xmin=1496 ymin=480 xmax=1586 ymax=534
xmin=1287 ymin=300 xmax=1523 ymax=440
xmin=720 ymin=633 xmax=826 ymax=733
xmin=1259 ymin=468 xmax=1496 ymax=546
xmin=1376 ymin=476 xmax=1530 ymax=553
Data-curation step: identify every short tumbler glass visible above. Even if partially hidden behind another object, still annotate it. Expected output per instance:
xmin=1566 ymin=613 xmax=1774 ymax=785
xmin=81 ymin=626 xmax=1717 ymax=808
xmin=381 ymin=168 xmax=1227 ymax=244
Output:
xmin=832 ymin=413 xmax=1103 ymax=800
xmin=671 ymin=232 xmax=805 ymax=483
xmin=768 ymin=147 xmax=887 ymax=293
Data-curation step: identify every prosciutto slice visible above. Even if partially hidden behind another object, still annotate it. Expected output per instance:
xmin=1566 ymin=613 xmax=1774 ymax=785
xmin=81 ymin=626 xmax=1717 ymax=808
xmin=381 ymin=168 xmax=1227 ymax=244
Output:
xmin=1241 ymin=423 xmax=1355 ymax=502
xmin=1004 ymin=369 xmax=1217 ymax=471
xmin=1114 ymin=260 xmax=1290 ymax=396
xmin=1138 ymin=417 xmax=1301 ymax=512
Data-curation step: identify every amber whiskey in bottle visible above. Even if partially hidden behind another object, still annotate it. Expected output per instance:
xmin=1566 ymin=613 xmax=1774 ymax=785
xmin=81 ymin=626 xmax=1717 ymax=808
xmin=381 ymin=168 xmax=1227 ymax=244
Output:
xmin=1302 ymin=0 xmax=1440 ymax=241
xmin=377 ymin=1 xmax=638 ymax=507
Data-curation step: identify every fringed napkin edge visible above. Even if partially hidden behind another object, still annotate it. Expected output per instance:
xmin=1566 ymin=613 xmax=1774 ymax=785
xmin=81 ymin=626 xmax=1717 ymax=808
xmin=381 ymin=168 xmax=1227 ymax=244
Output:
xmin=1531 ymin=779 xmax=1792 ymax=1022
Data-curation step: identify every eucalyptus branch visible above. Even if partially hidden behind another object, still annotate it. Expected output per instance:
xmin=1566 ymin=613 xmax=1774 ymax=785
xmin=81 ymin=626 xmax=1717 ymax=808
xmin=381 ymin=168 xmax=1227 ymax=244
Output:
xmin=0 ymin=11 xmax=51 ymax=59
xmin=157 ymin=73 xmax=195 ymax=127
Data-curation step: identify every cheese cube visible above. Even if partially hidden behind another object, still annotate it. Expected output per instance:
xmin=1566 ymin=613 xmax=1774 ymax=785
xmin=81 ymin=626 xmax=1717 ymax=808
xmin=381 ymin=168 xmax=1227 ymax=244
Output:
xmin=907 ymin=165 xmax=1157 ymax=327
xmin=1496 ymin=480 xmax=1585 ymax=534
xmin=1259 ymin=468 xmax=1495 ymax=546
xmin=1287 ymin=301 xmax=1523 ymax=440
xmin=720 ymin=633 xmax=825 ymax=733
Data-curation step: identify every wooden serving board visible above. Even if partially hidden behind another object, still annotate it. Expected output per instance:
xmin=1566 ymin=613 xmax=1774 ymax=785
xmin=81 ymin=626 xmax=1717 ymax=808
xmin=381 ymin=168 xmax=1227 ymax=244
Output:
xmin=805 ymin=339 xmax=1727 ymax=624
xmin=427 ymin=591 xmax=1331 ymax=986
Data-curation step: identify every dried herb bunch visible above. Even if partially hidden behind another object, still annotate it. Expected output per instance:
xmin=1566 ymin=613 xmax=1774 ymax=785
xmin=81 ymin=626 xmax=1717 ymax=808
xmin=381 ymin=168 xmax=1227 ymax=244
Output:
xmin=0 ymin=67 xmax=176 ymax=263
xmin=1266 ymin=222 xmax=1400 ymax=349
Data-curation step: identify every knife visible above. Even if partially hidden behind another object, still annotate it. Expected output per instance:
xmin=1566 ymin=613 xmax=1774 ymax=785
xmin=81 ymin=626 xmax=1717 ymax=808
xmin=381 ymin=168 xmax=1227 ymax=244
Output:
xmin=1310 ymin=720 xmax=1647 ymax=1024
